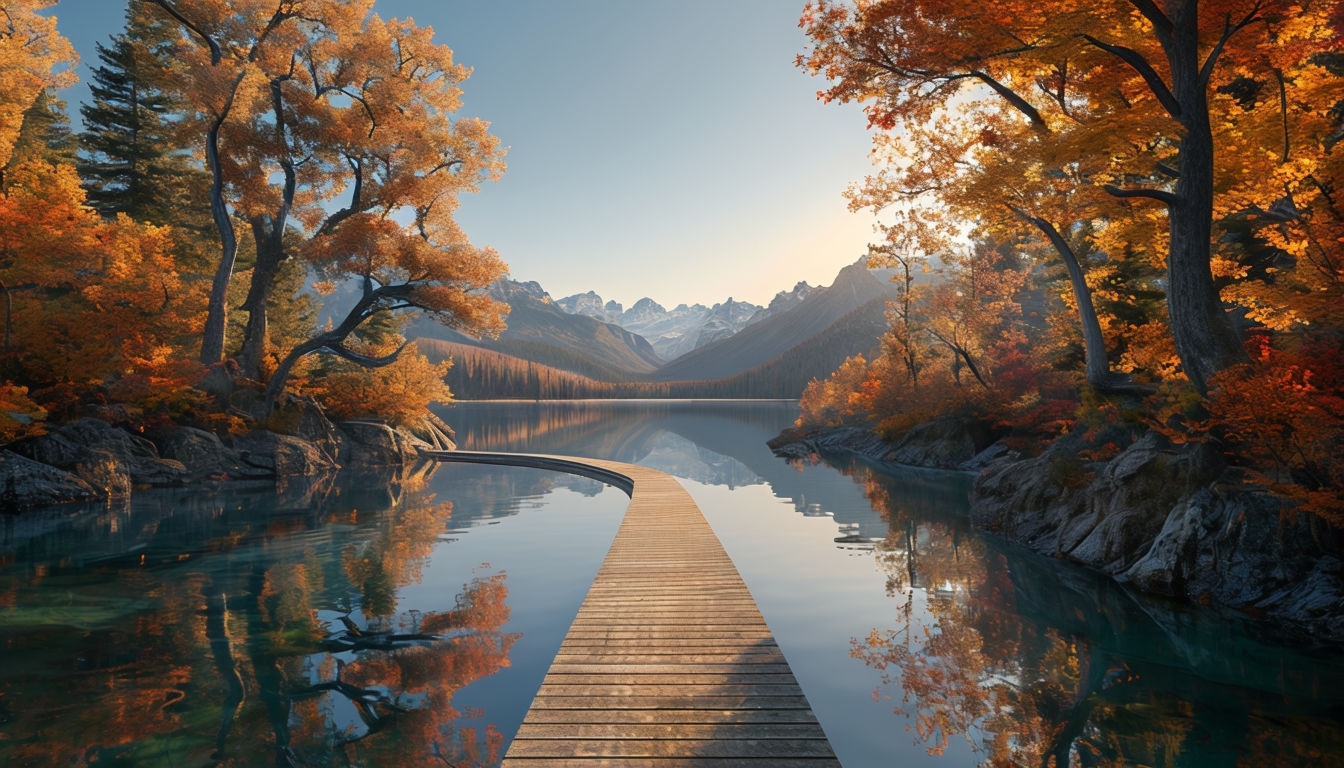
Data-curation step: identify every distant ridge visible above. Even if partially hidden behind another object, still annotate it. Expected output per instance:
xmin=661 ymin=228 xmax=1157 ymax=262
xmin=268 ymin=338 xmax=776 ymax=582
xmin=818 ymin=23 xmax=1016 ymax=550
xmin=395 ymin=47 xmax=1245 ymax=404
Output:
xmin=651 ymin=258 xmax=895 ymax=382
xmin=409 ymin=279 xmax=663 ymax=380
xmin=556 ymin=293 xmax=766 ymax=362
xmin=408 ymin=257 xmax=897 ymax=399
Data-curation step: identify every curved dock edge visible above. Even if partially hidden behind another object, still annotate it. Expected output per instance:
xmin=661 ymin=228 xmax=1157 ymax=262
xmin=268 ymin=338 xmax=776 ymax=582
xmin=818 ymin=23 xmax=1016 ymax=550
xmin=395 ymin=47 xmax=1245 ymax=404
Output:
xmin=423 ymin=449 xmax=840 ymax=765
xmin=423 ymin=450 xmax=635 ymax=496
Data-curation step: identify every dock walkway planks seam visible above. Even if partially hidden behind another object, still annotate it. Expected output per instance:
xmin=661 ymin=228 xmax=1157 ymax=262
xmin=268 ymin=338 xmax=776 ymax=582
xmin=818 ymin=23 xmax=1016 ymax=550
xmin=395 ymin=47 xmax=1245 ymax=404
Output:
xmin=430 ymin=451 xmax=839 ymax=766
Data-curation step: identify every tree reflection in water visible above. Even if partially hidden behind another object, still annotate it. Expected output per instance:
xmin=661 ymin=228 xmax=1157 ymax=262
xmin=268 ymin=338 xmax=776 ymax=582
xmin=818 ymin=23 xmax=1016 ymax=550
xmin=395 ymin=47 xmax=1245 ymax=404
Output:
xmin=0 ymin=464 xmax=517 ymax=767
xmin=835 ymin=458 xmax=1344 ymax=767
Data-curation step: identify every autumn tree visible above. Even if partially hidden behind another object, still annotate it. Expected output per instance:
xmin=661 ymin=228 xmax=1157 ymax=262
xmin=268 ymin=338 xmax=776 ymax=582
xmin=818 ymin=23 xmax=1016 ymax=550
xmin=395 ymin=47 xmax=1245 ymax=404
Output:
xmin=0 ymin=0 xmax=76 ymax=177
xmin=149 ymin=0 xmax=508 ymax=413
xmin=0 ymin=160 xmax=195 ymax=411
xmin=800 ymin=0 xmax=1337 ymax=394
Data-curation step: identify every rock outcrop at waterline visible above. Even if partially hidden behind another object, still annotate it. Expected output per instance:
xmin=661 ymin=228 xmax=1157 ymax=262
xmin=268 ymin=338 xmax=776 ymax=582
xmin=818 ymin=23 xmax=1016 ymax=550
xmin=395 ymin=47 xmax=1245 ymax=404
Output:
xmin=1 ymin=407 xmax=455 ymax=511
xmin=770 ymin=421 xmax=1344 ymax=645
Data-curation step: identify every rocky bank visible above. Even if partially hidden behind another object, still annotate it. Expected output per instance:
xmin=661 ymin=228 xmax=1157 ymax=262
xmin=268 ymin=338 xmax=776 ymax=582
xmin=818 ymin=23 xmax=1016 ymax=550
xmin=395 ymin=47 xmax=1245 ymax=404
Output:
xmin=0 ymin=403 xmax=456 ymax=511
xmin=770 ymin=420 xmax=1344 ymax=646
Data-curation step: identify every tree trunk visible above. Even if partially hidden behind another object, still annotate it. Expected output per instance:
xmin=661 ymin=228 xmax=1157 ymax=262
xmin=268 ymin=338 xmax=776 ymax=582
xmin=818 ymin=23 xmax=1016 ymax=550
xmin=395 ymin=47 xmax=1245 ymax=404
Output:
xmin=237 ymin=217 xmax=284 ymax=380
xmin=198 ymin=115 xmax=237 ymax=365
xmin=1163 ymin=0 xmax=1248 ymax=392
xmin=1017 ymin=211 xmax=1114 ymax=389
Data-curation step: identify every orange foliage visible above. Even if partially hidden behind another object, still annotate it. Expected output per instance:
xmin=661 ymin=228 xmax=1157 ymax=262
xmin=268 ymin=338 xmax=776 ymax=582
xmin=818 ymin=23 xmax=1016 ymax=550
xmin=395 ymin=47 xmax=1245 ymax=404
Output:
xmin=304 ymin=347 xmax=453 ymax=428
xmin=1202 ymin=338 xmax=1344 ymax=527
xmin=0 ymin=0 xmax=77 ymax=169
xmin=0 ymin=380 xmax=44 ymax=441
xmin=797 ymin=354 xmax=871 ymax=428
xmin=0 ymin=162 xmax=201 ymax=404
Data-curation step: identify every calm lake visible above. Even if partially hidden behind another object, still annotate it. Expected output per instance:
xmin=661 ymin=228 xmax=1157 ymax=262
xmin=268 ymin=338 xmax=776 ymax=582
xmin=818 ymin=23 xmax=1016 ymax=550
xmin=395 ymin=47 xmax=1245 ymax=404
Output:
xmin=2 ymin=399 xmax=1342 ymax=766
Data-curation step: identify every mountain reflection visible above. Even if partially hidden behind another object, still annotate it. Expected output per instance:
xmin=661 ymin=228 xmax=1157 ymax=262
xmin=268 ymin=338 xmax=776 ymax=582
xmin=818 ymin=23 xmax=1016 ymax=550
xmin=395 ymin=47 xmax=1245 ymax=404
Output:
xmin=0 ymin=465 xmax=515 ymax=766
xmin=442 ymin=400 xmax=1344 ymax=765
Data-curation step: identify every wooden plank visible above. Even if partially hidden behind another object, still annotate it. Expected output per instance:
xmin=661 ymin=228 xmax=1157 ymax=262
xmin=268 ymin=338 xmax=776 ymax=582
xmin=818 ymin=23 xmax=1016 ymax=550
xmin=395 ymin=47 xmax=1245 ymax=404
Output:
xmin=518 ymin=709 xmax=823 ymax=726
xmin=503 ymin=760 xmax=840 ymax=768
xmin=484 ymin=457 xmax=837 ymax=766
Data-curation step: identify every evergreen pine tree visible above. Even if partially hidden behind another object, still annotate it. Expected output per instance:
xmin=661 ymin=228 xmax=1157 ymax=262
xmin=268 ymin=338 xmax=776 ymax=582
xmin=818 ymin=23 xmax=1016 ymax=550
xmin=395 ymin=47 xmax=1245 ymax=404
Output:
xmin=77 ymin=1 xmax=204 ymax=226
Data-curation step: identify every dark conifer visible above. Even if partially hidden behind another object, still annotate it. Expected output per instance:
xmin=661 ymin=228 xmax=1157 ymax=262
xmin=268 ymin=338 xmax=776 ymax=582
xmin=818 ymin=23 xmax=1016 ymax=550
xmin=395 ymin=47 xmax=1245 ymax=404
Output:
xmin=77 ymin=1 xmax=204 ymax=226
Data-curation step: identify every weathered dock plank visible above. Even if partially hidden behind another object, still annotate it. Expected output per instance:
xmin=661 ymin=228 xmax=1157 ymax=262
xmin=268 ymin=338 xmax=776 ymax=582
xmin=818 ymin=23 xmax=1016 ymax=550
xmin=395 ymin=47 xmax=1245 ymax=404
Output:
xmin=482 ymin=456 xmax=838 ymax=766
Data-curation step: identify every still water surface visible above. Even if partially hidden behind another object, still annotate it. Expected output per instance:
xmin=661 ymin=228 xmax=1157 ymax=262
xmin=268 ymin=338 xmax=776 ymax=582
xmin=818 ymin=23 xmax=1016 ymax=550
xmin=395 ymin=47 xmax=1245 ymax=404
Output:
xmin=2 ymin=399 xmax=1342 ymax=766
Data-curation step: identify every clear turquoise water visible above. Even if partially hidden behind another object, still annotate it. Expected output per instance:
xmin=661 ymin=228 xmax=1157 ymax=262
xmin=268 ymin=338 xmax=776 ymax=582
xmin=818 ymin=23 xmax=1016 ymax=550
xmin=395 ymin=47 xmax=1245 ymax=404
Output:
xmin=2 ymin=399 xmax=1342 ymax=767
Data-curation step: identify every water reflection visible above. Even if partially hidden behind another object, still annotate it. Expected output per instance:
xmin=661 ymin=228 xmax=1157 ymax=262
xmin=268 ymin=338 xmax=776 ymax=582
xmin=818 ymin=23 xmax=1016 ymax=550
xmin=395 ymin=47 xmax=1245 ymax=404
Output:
xmin=834 ymin=455 xmax=1344 ymax=767
xmin=0 ymin=459 xmax=624 ymax=766
xmin=446 ymin=400 xmax=1344 ymax=767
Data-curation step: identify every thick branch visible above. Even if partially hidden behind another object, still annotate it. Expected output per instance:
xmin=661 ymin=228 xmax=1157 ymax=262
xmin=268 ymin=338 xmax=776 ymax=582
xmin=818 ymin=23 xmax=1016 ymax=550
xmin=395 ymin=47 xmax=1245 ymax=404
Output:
xmin=1082 ymin=34 xmax=1181 ymax=118
xmin=1126 ymin=0 xmax=1175 ymax=44
xmin=1103 ymin=184 xmax=1178 ymax=206
xmin=970 ymin=70 xmax=1050 ymax=132
xmin=147 ymin=0 xmax=221 ymax=64
xmin=1199 ymin=5 xmax=1264 ymax=88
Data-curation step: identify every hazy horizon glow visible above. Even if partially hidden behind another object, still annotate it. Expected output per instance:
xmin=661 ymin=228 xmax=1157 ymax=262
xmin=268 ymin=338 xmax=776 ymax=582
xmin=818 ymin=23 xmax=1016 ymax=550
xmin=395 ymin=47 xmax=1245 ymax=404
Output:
xmin=49 ymin=0 xmax=880 ymax=308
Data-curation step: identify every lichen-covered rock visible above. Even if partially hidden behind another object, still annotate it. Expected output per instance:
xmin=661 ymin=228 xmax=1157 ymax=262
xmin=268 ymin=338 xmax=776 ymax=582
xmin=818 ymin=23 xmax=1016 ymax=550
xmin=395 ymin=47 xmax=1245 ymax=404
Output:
xmin=969 ymin=441 xmax=1086 ymax=549
xmin=229 ymin=431 xmax=338 ymax=479
xmin=883 ymin=416 xmax=997 ymax=470
xmin=0 ymin=450 xmax=97 ymax=509
xmin=148 ymin=426 xmax=257 ymax=480
xmin=1063 ymin=434 xmax=1223 ymax=572
xmin=971 ymin=429 xmax=1344 ymax=644
xmin=971 ymin=432 xmax=1224 ymax=571
xmin=11 ymin=418 xmax=187 ymax=487
xmin=339 ymin=420 xmax=424 ymax=467
xmin=73 ymin=448 xmax=133 ymax=499
xmin=1121 ymin=485 xmax=1344 ymax=644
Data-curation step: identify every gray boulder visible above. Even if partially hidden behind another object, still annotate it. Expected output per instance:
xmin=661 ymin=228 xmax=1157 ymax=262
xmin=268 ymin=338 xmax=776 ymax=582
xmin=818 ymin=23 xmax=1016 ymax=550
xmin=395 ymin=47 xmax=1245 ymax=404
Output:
xmin=1121 ymin=485 xmax=1344 ymax=642
xmin=10 ymin=418 xmax=187 ymax=488
xmin=339 ymin=421 xmax=425 ymax=468
xmin=148 ymin=426 xmax=259 ymax=480
xmin=971 ymin=429 xmax=1344 ymax=643
xmin=971 ymin=432 xmax=1223 ymax=569
xmin=884 ymin=416 xmax=996 ymax=470
xmin=229 ymin=431 xmax=338 ymax=479
xmin=0 ymin=450 xmax=97 ymax=509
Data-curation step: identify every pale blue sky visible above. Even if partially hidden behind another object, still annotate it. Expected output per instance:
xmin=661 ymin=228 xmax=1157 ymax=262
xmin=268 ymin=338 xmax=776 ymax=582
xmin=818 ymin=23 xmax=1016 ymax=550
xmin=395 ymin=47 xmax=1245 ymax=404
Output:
xmin=50 ymin=0 xmax=878 ymax=308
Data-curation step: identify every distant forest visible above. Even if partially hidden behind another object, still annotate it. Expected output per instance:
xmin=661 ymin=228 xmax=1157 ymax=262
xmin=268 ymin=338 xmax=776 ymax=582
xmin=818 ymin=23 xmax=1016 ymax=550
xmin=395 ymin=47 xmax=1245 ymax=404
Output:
xmin=420 ymin=340 xmax=841 ymax=400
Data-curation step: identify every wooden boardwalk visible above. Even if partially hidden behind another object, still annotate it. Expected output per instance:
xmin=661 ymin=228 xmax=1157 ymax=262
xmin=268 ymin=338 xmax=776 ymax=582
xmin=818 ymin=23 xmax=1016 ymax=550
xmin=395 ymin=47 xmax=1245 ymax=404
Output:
xmin=433 ymin=452 xmax=838 ymax=767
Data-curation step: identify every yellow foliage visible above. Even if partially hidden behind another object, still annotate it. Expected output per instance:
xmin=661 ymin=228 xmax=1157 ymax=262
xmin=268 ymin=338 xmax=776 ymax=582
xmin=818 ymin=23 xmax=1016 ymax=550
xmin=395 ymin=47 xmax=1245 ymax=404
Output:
xmin=0 ymin=380 xmax=45 ymax=441
xmin=304 ymin=348 xmax=453 ymax=428
xmin=0 ymin=0 xmax=76 ymax=170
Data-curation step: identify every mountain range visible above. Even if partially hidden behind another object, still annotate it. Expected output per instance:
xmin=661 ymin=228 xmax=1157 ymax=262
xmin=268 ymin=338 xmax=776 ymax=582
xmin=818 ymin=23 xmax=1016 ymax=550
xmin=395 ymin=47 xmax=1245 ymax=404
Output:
xmin=410 ymin=258 xmax=897 ymax=398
